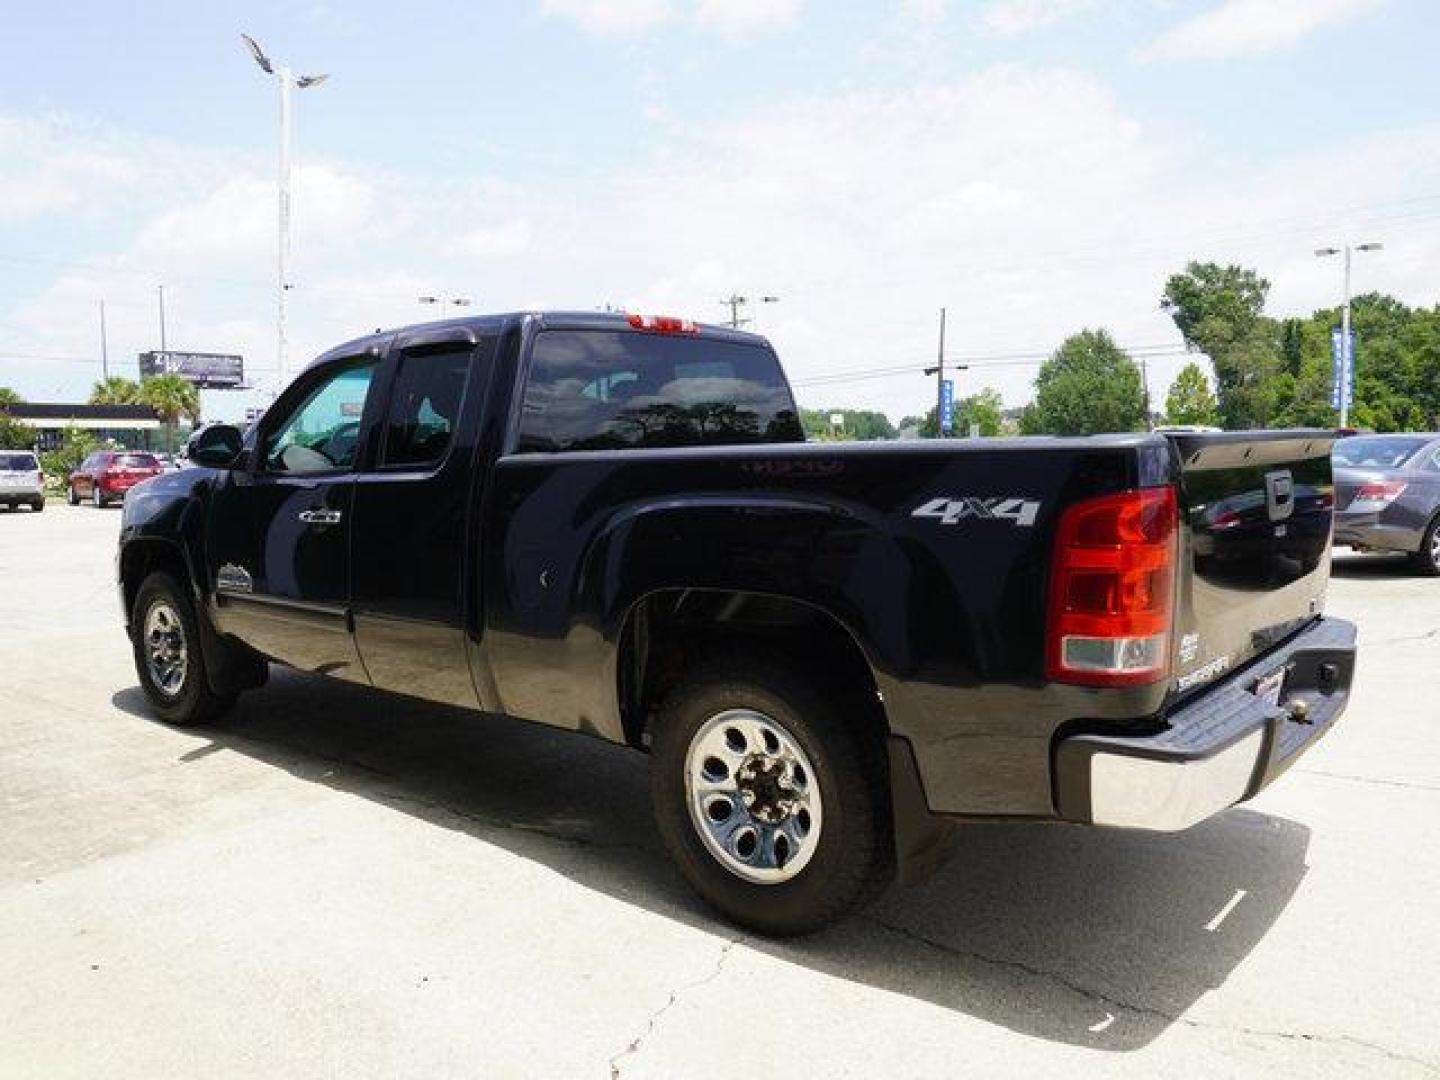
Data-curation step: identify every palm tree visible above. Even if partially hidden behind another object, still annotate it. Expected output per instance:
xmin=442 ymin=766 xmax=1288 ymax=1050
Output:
xmin=90 ymin=377 xmax=141 ymax=405
xmin=138 ymin=374 xmax=200 ymax=453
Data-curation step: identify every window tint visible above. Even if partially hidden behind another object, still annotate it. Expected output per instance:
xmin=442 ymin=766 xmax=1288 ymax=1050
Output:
xmin=0 ymin=453 xmax=37 ymax=470
xmin=380 ymin=346 xmax=473 ymax=467
xmin=263 ymin=360 xmax=378 ymax=473
xmin=116 ymin=454 xmax=159 ymax=468
xmin=517 ymin=330 xmax=802 ymax=453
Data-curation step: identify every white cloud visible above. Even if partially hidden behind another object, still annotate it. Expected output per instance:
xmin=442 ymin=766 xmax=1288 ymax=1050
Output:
xmin=540 ymin=0 xmax=802 ymax=36
xmin=0 ymin=116 xmax=144 ymax=223
xmin=693 ymin=0 xmax=803 ymax=36
xmin=979 ymin=0 xmax=1102 ymax=35
xmin=4 ymin=59 xmax=1439 ymax=425
xmin=447 ymin=218 xmax=535 ymax=258
xmin=1142 ymin=0 xmax=1382 ymax=61
xmin=539 ymin=0 xmax=677 ymax=34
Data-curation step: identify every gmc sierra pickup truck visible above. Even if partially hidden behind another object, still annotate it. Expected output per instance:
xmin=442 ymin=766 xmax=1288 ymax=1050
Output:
xmin=118 ymin=311 xmax=1356 ymax=934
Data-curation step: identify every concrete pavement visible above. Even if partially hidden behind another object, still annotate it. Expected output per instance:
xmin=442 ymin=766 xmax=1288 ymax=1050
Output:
xmin=1 ymin=501 xmax=1437 ymax=1078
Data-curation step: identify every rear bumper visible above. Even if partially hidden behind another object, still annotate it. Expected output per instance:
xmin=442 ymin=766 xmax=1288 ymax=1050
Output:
xmin=1334 ymin=513 xmax=1422 ymax=552
xmin=1053 ymin=617 xmax=1357 ymax=831
xmin=0 ymin=487 xmax=43 ymax=498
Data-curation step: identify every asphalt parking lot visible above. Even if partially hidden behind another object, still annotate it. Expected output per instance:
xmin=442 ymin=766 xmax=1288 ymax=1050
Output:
xmin=2 ymin=501 xmax=1437 ymax=1079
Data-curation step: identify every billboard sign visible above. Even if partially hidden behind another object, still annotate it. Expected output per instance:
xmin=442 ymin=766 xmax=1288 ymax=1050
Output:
xmin=139 ymin=351 xmax=245 ymax=389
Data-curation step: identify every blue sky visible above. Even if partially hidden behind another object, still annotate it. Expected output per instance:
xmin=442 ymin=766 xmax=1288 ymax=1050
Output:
xmin=2 ymin=0 xmax=1437 ymax=421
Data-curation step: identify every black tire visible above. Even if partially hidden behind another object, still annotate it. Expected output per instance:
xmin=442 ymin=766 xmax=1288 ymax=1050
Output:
xmin=92 ymin=486 xmax=106 ymax=509
xmin=650 ymin=656 xmax=893 ymax=936
xmin=66 ymin=484 xmax=79 ymax=506
xmin=131 ymin=572 xmax=236 ymax=726
xmin=32 ymin=498 xmax=44 ymax=512
xmin=1410 ymin=514 xmax=1440 ymax=577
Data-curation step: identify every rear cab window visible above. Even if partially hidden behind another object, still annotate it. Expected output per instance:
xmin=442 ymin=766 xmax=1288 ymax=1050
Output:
xmin=0 ymin=453 xmax=38 ymax=470
xmin=1333 ymin=437 xmax=1429 ymax=468
xmin=516 ymin=329 xmax=802 ymax=453
xmin=116 ymin=454 xmax=160 ymax=469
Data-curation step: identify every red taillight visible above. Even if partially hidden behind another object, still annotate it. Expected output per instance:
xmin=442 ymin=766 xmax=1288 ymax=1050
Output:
xmin=1046 ymin=485 xmax=1178 ymax=687
xmin=626 ymin=312 xmax=698 ymax=335
xmin=1350 ymin=480 xmax=1406 ymax=511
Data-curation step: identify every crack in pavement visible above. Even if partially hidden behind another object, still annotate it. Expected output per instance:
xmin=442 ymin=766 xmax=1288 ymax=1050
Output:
xmin=1292 ymin=768 xmax=1440 ymax=793
xmin=1368 ymin=626 xmax=1440 ymax=647
xmin=862 ymin=916 xmax=1440 ymax=1074
xmin=609 ymin=936 xmax=743 ymax=1079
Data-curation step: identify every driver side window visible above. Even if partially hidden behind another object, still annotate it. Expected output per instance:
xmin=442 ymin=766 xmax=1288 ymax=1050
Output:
xmin=262 ymin=360 xmax=378 ymax=474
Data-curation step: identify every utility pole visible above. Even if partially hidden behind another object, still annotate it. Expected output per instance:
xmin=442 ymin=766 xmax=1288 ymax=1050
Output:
xmin=1138 ymin=353 xmax=1151 ymax=429
xmin=719 ymin=293 xmax=779 ymax=330
xmin=720 ymin=294 xmax=748 ymax=329
xmin=1315 ymin=242 xmax=1382 ymax=428
xmin=935 ymin=307 xmax=947 ymax=435
xmin=99 ymin=300 xmax=109 ymax=381
xmin=158 ymin=285 xmax=167 ymax=354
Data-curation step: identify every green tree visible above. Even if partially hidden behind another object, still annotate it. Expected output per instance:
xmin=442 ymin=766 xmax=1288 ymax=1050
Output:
xmin=138 ymin=374 xmax=200 ymax=453
xmin=1163 ymin=362 xmax=1220 ymax=426
xmin=1019 ymin=329 xmax=1147 ymax=435
xmin=90 ymin=376 xmax=141 ymax=405
xmin=0 ymin=387 xmax=28 ymax=450
xmin=1161 ymin=262 xmax=1282 ymax=429
xmin=39 ymin=425 xmax=98 ymax=484
xmin=957 ymin=388 xmax=1005 ymax=436
xmin=800 ymin=408 xmax=896 ymax=441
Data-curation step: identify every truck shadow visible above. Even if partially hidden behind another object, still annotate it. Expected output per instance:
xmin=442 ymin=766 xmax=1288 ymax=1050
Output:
xmin=113 ymin=671 xmax=1310 ymax=1053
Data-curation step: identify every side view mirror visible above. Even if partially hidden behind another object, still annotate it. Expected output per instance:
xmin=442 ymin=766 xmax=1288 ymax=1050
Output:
xmin=186 ymin=424 xmax=244 ymax=469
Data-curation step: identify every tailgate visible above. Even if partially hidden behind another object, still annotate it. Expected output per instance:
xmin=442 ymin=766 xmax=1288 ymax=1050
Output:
xmin=1166 ymin=430 xmax=1336 ymax=700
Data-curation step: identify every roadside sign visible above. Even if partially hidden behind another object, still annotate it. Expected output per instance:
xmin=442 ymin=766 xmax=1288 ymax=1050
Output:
xmin=139 ymin=351 xmax=245 ymax=389
xmin=1330 ymin=328 xmax=1355 ymax=410
xmin=940 ymin=379 xmax=955 ymax=434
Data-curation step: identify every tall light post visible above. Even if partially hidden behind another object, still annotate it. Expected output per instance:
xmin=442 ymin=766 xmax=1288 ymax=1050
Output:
xmin=1315 ymin=242 xmax=1382 ymax=428
xmin=243 ymin=34 xmax=329 ymax=396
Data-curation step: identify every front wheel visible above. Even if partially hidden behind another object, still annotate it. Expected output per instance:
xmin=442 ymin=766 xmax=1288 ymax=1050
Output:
xmin=650 ymin=658 xmax=892 ymax=936
xmin=1411 ymin=515 xmax=1440 ymax=577
xmin=131 ymin=572 xmax=235 ymax=726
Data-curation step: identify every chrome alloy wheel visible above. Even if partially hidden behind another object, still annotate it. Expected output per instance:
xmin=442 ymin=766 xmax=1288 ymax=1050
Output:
xmin=684 ymin=709 xmax=823 ymax=884
xmin=143 ymin=600 xmax=188 ymax=698
xmin=1431 ymin=526 xmax=1440 ymax=570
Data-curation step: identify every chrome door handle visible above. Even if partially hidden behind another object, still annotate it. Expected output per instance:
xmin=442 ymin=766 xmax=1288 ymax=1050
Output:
xmin=298 ymin=509 xmax=343 ymax=525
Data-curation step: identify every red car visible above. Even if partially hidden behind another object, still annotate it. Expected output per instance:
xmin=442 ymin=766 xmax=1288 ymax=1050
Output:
xmin=67 ymin=451 xmax=164 ymax=508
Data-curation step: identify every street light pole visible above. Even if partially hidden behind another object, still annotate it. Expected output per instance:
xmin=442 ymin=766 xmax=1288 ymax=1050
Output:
xmin=935 ymin=306 xmax=946 ymax=434
xmin=243 ymin=35 xmax=329 ymax=398
xmin=1315 ymin=242 xmax=1382 ymax=428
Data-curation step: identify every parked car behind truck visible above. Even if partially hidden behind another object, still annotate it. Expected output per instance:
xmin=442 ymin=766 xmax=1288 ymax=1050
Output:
xmin=1332 ymin=432 xmax=1440 ymax=575
xmin=0 ymin=451 xmax=44 ymax=511
xmin=115 ymin=311 xmax=1357 ymax=934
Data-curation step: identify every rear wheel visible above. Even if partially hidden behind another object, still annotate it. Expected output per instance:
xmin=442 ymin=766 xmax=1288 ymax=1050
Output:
xmin=131 ymin=572 xmax=236 ymax=726
xmin=1411 ymin=515 xmax=1440 ymax=577
xmin=92 ymin=486 xmax=106 ymax=509
xmin=31 ymin=497 xmax=44 ymax=512
xmin=66 ymin=484 xmax=79 ymax=506
xmin=650 ymin=657 xmax=892 ymax=936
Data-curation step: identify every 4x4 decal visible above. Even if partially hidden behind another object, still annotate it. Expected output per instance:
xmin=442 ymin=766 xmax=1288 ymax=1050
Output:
xmin=911 ymin=496 xmax=1041 ymax=527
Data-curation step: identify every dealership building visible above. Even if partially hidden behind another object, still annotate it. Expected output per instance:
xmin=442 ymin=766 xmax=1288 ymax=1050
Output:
xmin=0 ymin=402 xmax=163 ymax=451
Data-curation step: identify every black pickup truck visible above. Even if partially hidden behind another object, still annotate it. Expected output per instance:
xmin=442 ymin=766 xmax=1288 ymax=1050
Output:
xmin=118 ymin=311 xmax=1356 ymax=934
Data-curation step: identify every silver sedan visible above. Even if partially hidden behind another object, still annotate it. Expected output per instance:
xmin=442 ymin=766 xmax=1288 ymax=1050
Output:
xmin=1333 ymin=433 xmax=1440 ymax=575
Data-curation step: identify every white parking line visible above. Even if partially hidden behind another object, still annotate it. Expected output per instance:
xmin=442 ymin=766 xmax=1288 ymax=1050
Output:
xmin=1205 ymin=889 xmax=1247 ymax=932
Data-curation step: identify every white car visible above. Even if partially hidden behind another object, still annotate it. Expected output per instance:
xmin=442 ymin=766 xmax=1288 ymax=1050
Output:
xmin=0 ymin=451 xmax=45 ymax=512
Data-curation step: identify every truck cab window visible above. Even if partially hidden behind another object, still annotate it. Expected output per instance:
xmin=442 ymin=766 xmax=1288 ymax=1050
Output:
xmin=517 ymin=330 xmax=802 ymax=453
xmin=380 ymin=346 xmax=473 ymax=467
xmin=262 ymin=360 xmax=378 ymax=473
